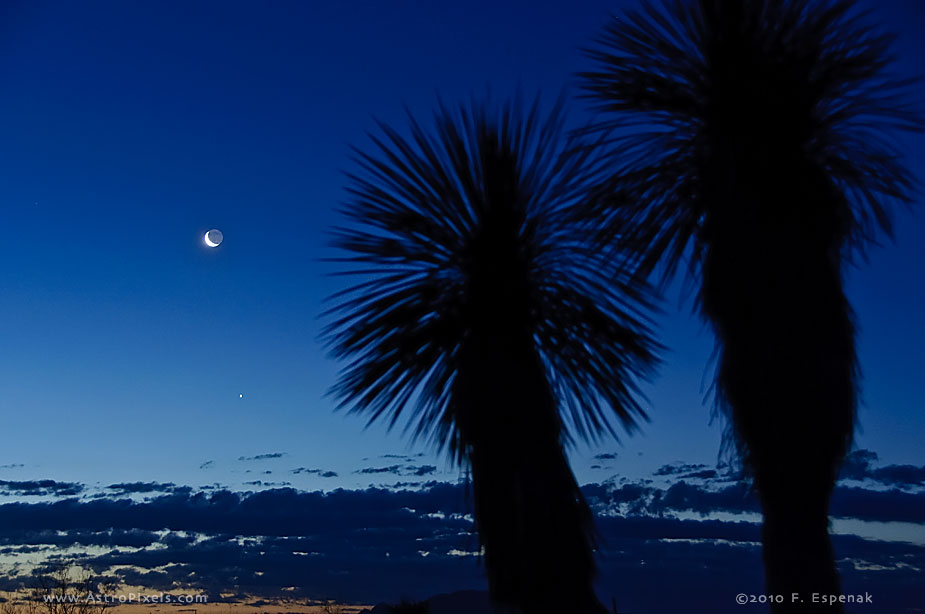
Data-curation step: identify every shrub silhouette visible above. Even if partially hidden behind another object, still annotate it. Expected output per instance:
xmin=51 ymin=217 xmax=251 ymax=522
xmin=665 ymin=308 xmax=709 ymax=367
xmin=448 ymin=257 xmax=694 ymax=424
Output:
xmin=324 ymin=96 xmax=659 ymax=613
xmin=580 ymin=0 xmax=920 ymax=610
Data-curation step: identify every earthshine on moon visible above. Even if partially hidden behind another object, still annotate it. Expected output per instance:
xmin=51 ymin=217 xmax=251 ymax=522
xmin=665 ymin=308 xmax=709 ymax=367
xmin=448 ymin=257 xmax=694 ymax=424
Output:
xmin=204 ymin=229 xmax=223 ymax=247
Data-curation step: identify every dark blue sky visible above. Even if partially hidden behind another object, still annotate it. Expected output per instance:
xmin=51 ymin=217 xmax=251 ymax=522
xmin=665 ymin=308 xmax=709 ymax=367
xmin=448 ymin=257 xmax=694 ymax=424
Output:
xmin=0 ymin=2 xmax=923 ymax=610
xmin=0 ymin=0 xmax=922 ymax=496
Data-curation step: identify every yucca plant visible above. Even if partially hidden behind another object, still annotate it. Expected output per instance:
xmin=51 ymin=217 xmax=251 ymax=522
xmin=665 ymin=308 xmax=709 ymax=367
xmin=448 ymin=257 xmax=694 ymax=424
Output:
xmin=323 ymin=96 xmax=659 ymax=613
xmin=580 ymin=0 xmax=920 ymax=610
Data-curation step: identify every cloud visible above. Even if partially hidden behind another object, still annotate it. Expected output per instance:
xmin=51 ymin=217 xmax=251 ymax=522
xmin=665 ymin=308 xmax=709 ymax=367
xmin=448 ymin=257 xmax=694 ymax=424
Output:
xmin=830 ymin=486 xmax=925 ymax=523
xmin=0 ymin=481 xmax=919 ymax=611
xmin=199 ymin=461 xmax=214 ymax=470
xmin=657 ymin=481 xmax=760 ymax=516
xmin=0 ymin=527 xmax=161 ymax=550
xmin=0 ymin=464 xmax=24 ymax=470
xmin=0 ymin=484 xmax=470 ymax=539
xmin=0 ymin=480 xmax=83 ymax=497
xmin=583 ymin=478 xmax=925 ymax=525
xmin=238 ymin=453 xmax=286 ymax=461
xmin=381 ymin=454 xmax=413 ymax=460
xmin=840 ymin=449 xmax=880 ymax=480
xmin=0 ymin=482 xmax=480 ymax=601
xmin=105 ymin=482 xmax=186 ymax=496
xmin=0 ymin=450 xmax=918 ymax=609
xmin=593 ymin=453 xmax=618 ymax=461
xmin=389 ymin=480 xmax=444 ymax=490
xmin=871 ymin=464 xmax=925 ymax=488
xmin=654 ymin=463 xmax=710 ymax=476
xmin=354 ymin=464 xmax=437 ymax=477
xmin=681 ymin=470 xmax=718 ymax=480
xmin=290 ymin=468 xmax=338 ymax=478
xmin=355 ymin=465 xmax=404 ymax=475
xmin=839 ymin=449 xmax=925 ymax=489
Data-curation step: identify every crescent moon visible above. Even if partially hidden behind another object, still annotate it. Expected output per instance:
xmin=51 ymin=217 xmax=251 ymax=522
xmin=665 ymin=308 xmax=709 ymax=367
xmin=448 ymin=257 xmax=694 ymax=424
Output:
xmin=204 ymin=229 xmax=223 ymax=247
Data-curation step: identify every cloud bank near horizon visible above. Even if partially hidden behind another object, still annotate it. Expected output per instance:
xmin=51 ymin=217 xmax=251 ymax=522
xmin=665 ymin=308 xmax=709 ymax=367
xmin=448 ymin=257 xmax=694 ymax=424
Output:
xmin=0 ymin=449 xmax=919 ymax=612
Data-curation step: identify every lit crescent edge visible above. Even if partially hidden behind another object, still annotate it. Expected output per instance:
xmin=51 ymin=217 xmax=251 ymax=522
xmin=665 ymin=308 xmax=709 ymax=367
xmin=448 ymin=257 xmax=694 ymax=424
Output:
xmin=204 ymin=231 xmax=219 ymax=247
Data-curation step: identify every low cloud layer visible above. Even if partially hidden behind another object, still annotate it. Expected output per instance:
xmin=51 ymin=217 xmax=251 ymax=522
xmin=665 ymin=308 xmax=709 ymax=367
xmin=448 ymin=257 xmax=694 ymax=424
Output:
xmin=238 ymin=453 xmax=287 ymax=462
xmin=290 ymin=468 xmax=339 ymax=478
xmin=0 ymin=480 xmax=919 ymax=611
xmin=105 ymin=482 xmax=187 ymax=496
xmin=840 ymin=449 xmax=925 ymax=488
xmin=0 ymin=480 xmax=84 ymax=497
xmin=354 ymin=464 xmax=438 ymax=477
xmin=0 ymin=451 xmax=919 ymax=612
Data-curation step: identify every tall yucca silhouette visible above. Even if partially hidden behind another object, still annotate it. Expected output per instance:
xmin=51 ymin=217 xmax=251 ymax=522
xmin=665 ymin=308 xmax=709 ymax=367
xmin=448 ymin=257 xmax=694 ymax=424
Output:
xmin=580 ymin=0 xmax=920 ymax=611
xmin=324 ymin=97 xmax=659 ymax=613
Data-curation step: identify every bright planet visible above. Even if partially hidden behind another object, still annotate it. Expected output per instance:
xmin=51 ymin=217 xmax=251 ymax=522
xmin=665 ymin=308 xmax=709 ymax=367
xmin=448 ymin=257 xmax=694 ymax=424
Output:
xmin=204 ymin=229 xmax=223 ymax=247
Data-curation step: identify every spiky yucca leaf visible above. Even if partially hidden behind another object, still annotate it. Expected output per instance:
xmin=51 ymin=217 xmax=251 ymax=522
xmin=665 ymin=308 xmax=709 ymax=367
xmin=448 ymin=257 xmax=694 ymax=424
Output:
xmin=324 ymin=96 xmax=659 ymax=464
xmin=580 ymin=0 xmax=920 ymax=281
xmin=580 ymin=2 xmax=920 ymax=610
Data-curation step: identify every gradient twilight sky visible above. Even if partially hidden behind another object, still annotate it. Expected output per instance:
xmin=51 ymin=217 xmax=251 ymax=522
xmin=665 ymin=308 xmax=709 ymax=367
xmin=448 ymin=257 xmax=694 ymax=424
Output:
xmin=0 ymin=0 xmax=922 ymax=496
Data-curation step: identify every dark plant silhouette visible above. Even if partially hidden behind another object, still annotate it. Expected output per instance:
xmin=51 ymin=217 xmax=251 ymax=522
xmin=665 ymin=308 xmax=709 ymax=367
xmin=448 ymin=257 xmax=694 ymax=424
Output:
xmin=323 ymin=97 xmax=659 ymax=613
xmin=580 ymin=0 xmax=920 ymax=611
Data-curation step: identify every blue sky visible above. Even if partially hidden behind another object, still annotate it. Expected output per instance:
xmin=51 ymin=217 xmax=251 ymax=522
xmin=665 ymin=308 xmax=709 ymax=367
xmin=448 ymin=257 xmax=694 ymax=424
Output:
xmin=0 ymin=1 xmax=923 ymax=608
xmin=1 ymin=0 xmax=922 ymax=492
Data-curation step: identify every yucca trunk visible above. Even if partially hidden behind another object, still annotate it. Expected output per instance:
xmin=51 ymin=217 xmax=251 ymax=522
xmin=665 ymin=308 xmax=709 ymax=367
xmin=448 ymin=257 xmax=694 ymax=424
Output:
xmin=455 ymin=338 xmax=606 ymax=614
xmin=701 ymin=166 xmax=855 ymax=611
